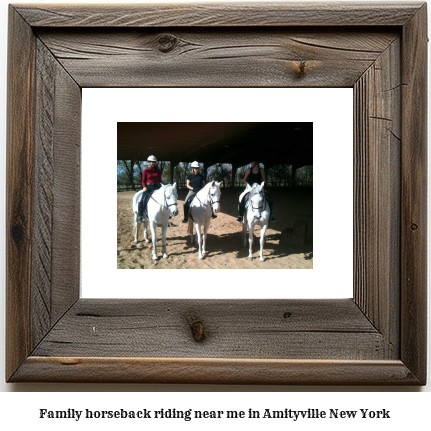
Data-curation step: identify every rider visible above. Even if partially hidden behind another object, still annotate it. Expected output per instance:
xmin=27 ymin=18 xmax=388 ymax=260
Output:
xmin=138 ymin=155 xmax=162 ymax=222
xmin=236 ymin=161 xmax=276 ymax=223
xmin=182 ymin=161 xmax=217 ymax=223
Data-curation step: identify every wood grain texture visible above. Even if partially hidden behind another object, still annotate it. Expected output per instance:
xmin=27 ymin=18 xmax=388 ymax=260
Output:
xmin=32 ymin=299 xmax=384 ymax=359
xmin=6 ymin=2 xmax=427 ymax=385
xmin=32 ymin=40 xmax=56 ymax=347
xmin=37 ymin=29 xmax=398 ymax=88
xmin=375 ymin=42 xmax=402 ymax=358
xmin=50 ymin=53 xmax=81 ymax=324
xmin=15 ymin=2 xmax=423 ymax=27
xmin=12 ymin=357 xmax=420 ymax=385
xmin=6 ymin=7 xmax=36 ymax=381
xmin=353 ymin=38 xmax=401 ymax=358
xmin=400 ymin=3 xmax=428 ymax=384
xmin=31 ymin=39 xmax=81 ymax=349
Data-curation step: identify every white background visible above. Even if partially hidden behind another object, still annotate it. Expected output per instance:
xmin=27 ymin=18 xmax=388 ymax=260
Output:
xmin=82 ymin=88 xmax=353 ymax=299
xmin=0 ymin=0 xmax=430 ymax=417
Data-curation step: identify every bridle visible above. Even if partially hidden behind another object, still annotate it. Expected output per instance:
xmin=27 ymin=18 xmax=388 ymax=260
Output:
xmin=194 ymin=187 xmax=220 ymax=209
xmin=150 ymin=187 xmax=178 ymax=211
xmin=209 ymin=190 xmax=220 ymax=208
xmin=248 ymin=191 xmax=266 ymax=215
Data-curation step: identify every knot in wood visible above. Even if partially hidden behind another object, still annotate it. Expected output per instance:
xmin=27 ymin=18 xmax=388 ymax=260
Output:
xmin=157 ymin=34 xmax=178 ymax=53
xmin=11 ymin=222 xmax=25 ymax=245
xmin=186 ymin=314 xmax=206 ymax=342
xmin=283 ymin=311 xmax=292 ymax=319
xmin=289 ymin=61 xmax=308 ymax=79
xmin=411 ymin=223 xmax=418 ymax=230
xmin=296 ymin=61 xmax=307 ymax=78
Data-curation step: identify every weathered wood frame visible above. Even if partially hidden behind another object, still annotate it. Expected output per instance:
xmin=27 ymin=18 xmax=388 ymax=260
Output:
xmin=6 ymin=3 xmax=427 ymax=384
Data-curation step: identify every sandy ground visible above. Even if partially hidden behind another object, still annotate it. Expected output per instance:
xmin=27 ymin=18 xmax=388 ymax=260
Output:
xmin=117 ymin=187 xmax=313 ymax=269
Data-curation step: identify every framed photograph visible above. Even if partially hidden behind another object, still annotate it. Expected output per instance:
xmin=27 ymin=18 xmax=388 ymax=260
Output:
xmin=6 ymin=2 xmax=427 ymax=384
xmin=115 ymin=120 xmax=315 ymax=270
xmin=85 ymin=88 xmax=351 ymax=301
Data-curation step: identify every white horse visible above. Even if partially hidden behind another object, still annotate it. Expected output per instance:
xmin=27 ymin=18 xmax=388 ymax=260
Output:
xmin=132 ymin=183 xmax=179 ymax=260
xmin=242 ymin=182 xmax=270 ymax=261
xmin=188 ymin=181 xmax=222 ymax=259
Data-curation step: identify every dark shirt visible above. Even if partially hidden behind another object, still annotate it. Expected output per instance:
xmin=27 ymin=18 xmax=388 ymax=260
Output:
xmin=246 ymin=168 xmax=263 ymax=185
xmin=187 ymin=173 xmax=205 ymax=192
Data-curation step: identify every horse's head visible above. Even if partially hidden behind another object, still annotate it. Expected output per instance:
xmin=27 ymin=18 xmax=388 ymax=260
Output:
xmin=249 ymin=182 xmax=265 ymax=220
xmin=164 ymin=182 xmax=179 ymax=216
xmin=208 ymin=181 xmax=221 ymax=213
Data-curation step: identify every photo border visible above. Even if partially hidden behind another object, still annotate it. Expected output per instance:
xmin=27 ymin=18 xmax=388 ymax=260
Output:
xmin=6 ymin=2 xmax=427 ymax=384
xmin=83 ymin=90 xmax=351 ymax=299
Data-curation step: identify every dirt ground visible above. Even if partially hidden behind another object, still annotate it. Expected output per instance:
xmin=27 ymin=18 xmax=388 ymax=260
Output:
xmin=117 ymin=187 xmax=313 ymax=269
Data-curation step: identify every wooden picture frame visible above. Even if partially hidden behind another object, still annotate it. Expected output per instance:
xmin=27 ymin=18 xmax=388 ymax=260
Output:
xmin=6 ymin=2 xmax=427 ymax=385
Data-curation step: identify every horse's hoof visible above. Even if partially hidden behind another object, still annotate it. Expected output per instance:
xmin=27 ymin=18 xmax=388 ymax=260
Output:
xmin=163 ymin=253 xmax=168 ymax=259
xmin=248 ymin=256 xmax=253 ymax=261
xmin=152 ymin=256 xmax=158 ymax=260
xmin=198 ymin=255 xmax=203 ymax=259
xmin=134 ymin=239 xmax=137 ymax=244
xmin=260 ymin=258 xmax=265 ymax=262
xmin=145 ymin=239 xmax=149 ymax=243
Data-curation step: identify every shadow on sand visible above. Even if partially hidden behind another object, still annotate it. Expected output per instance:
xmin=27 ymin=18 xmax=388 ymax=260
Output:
xmin=172 ymin=231 xmax=313 ymax=261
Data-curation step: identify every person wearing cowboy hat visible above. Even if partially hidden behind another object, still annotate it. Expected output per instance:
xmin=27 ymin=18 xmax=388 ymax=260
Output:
xmin=138 ymin=155 xmax=162 ymax=222
xmin=182 ymin=161 xmax=217 ymax=223
xmin=236 ymin=160 xmax=276 ymax=223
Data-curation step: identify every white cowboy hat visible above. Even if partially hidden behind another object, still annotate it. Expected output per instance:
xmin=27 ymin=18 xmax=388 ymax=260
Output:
xmin=147 ymin=155 xmax=157 ymax=162
xmin=191 ymin=161 xmax=200 ymax=168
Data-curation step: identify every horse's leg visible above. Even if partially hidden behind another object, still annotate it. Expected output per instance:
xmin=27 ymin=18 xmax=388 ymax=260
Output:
xmin=188 ymin=219 xmax=195 ymax=243
xmin=259 ymin=223 xmax=268 ymax=261
xmin=202 ymin=221 xmax=209 ymax=255
xmin=161 ymin=224 xmax=168 ymax=258
xmin=150 ymin=221 xmax=158 ymax=260
xmin=143 ymin=220 xmax=149 ymax=243
xmin=196 ymin=223 xmax=203 ymax=259
xmin=243 ymin=213 xmax=248 ymax=247
xmin=133 ymin=212 xmax=138 ymax=243
xmin=248 ymin=221 xmax=254 ymax=260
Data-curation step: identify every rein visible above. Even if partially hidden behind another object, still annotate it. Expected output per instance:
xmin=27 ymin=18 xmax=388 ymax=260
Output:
xmin=194 ymin=188 xmax=219 ymax=209
xmin=150 ymin=188 xmax=178 ymax=210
